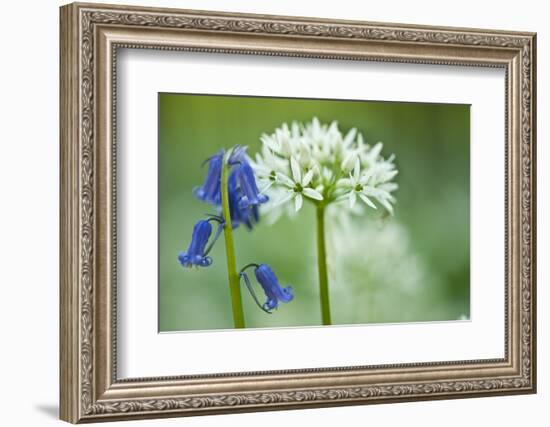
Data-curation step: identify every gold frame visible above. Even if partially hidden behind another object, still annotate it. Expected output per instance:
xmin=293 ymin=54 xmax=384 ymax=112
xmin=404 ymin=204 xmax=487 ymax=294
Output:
xmin=60 ymin=2 xmax=537 ymax=423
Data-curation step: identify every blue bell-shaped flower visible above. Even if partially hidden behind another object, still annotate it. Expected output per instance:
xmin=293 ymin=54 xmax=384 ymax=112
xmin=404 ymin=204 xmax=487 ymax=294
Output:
xmin=178 ymin=220 xmax=214 ymax=267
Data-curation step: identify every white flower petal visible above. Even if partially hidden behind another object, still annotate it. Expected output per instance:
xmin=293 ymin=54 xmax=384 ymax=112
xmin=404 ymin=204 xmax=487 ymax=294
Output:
xmin=336 ymin=178 xmax=352 ymax=188
xmin=302 ymin=169 xmax=314 ymax=186
xmin=369 ymin=142 xmax=383 ymax=160
xmin=380 ymin=169 xmax=399 ymax=182
xmin=291 ymin=121 xmax=300 ymax=137
xmin=379 ymin=198 xmax=394 ymax=215
xmin=280 ymin=138 xmax=292 ymax=157
xmin=379 ymin=182 xmax=399 ymax=192
xmin=359 ymin=192 xmax=377 ymax=209
xmin=290 ymin=156 xmax=301 ymax=183
xmin=341 ymin=152 xmax=357 ymax=172
xmin=298 ymin=142 xmax=312 ymax=163
xmin=259 ymin=180 xmax=276 ymax=194
xmin=311 ymin=163 xmax=321 ymax=179
xmin=282 ymin=122 xmax=291 ymax=133
xmin=322 ymin=166 xmax=333 ymax=181
xmin=294 ymin=194 xmax=303 ymax=211
xmin=362 ymin=186 xmax=385 ymax=198
xmin=353 ymin=158 xmax=361 ymax=182
xmin=359 ymin=170 xmax=373 ymax=185
xmin=312 ymin=117 xmax=321 ymax=132
xmin=349 ymin=191 xmax=357 ymax=208
xmin=274 ymin=191 xmax=295 ymax=207
xmin=303 ymin=187 xmax=324 ymax=200
xmin=376 ymin=188 xmax=393 ymax=200
xmin=275 ymin=172 xmax=295 ymax=188
xmin=343 ymin=127 xmax=357 ymax=147
xmin=260 ymin=134 xmax=278 ymax=151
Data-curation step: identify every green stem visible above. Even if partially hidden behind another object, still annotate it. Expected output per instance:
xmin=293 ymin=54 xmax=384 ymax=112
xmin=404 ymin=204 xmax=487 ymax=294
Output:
xmin=316 ymin=204 xmax=332 ymax=325
xmin=221 ymin=151 xmax=245 ymax=328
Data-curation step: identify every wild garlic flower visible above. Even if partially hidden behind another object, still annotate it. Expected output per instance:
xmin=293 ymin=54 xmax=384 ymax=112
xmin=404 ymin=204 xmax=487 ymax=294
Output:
xmin=276 ymin=157 xmax=323 ymax=211
xmin=251 ymin=117 xmax=398 ymax=216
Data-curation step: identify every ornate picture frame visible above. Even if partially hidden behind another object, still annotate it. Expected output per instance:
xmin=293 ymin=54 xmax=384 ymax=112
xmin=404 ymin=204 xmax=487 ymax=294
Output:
xmin=60 ymin=2 xmax=536 ymax=423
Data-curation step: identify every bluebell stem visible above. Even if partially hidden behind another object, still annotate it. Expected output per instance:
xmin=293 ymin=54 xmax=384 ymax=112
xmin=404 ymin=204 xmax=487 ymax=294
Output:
xmin=193 ymin=150 xmax=224 ymax=205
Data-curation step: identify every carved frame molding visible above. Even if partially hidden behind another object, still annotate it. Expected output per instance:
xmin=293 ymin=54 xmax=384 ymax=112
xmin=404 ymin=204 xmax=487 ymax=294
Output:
xmin=60 ymin=2 xmax=536 ymax=423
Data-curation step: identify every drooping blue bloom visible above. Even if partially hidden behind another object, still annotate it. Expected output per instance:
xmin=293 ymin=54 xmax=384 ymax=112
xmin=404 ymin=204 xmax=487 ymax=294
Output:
xmin=250 ymin=204 xmax=260 ymax=224
xmin=233 ymin=162 xmax=269 ymax=209
xmin=193 ymin=150 xmax=224 ymax=205
xmin=178 ymin=220 xmax=214 ymax=267
xmin=227 ymin=146 xmax=268 ymax=209
xmin=254 ymin=264 xmax=294 ymax=311
xmin=227 ymin=145 xmax=247 ymax=165
xmin=192 ymin=146 xmax=265 ymax=231
xmin=228 ymin=171 xmax=259 ymax=230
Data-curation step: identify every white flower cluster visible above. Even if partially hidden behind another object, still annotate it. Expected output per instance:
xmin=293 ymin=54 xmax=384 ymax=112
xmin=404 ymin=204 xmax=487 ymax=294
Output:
xmin=250 ymin=117 xmax=398 ymax=218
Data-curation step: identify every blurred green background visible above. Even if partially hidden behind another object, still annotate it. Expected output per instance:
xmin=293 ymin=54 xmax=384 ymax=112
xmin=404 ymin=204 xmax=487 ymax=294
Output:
xmin=159 ymin=93 xmax=470 ymax=332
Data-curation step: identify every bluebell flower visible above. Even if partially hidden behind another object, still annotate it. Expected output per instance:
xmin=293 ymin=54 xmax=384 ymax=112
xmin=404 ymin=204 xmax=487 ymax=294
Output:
xmin=178 ymin=220 xmax=214 ymax=267
xmin=227 ymin=145 xmax=247 ymax=165
xmin=193 ymin=150 xmax=224 ymax=205
xmin=193 ymin=147 xmax=265 ymax=231
xmin=250 ymin=204 xmax=260 ymax=224
xmin=228 ymin=172 xmax=259 ymax=230
xmin=228 ymin=146 xmax=268 ymax=209
xmin=254 ymin=264 xmax=293 ymax=311
xmin=233 ymin=162 xmax=269 ymax=209
xmin=239 ymin=263 xmax=294 ymax=313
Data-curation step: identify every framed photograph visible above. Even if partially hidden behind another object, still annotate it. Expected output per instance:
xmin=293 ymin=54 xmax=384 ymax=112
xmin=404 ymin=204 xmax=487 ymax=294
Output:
xmin=59 ymin=2 xmax=537 ymax=423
